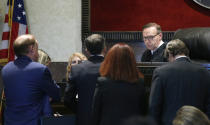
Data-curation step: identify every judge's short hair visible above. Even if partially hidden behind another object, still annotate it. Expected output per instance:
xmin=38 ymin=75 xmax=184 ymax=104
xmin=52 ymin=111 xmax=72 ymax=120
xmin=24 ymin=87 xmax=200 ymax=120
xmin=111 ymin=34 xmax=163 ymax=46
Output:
xmin=142 ymin=22 xmax=162 ymax=34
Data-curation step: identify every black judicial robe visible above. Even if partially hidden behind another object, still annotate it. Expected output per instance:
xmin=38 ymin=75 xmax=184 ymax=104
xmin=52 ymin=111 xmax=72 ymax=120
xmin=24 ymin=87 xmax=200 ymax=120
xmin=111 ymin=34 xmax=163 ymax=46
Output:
xmin=141 ymin=42 xmax=167 ymax=62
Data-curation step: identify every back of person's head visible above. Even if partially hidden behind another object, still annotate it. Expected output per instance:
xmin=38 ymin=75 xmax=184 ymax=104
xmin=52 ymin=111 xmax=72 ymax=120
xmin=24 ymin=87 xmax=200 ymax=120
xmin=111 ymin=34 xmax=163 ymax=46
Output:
xmin=164 ymin=39 xmax=189 ymax=58
xmin=84 ymin=34 xmax=105 ymax=55
xmin=173 ymin=106 xmax=210 ymax=125
xmin=142 ymin=22 xmax=162 ymax=34
xmin=14 ymin=34 xmax=37 ymax=57
xmin=66 ymin=52 xmax=87 ymax=81
xmin=38 ymin=49 xmax=51 ymax=66
xmin=122 ymin=116 xmax=157 ymax=125
xmin=100 ymin=43 xmax=143 ymax=83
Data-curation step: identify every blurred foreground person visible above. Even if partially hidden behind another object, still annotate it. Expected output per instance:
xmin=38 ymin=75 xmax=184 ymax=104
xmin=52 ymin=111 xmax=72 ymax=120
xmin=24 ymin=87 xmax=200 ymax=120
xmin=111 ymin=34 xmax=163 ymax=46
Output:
xmin=173 ymin=106 xmax=210 ymax=125
xmin=92 ymin=43 xmax=147 ymax=125
xmin=1 ymin=34 xmax=60 ymax=125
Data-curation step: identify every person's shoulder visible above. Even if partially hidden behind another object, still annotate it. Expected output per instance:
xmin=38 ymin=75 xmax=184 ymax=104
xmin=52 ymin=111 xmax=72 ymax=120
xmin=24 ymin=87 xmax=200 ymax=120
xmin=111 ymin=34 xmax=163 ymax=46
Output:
xmin=2 ymin=61 xmax=14 ymax=71
xmin=31 ymin=61 xmax=47 ymax=68
xmin=71 ymin=61 xmax=88 ymax=71
xmin=153 ymin=62 xmax=173 ymax=74
xmin=95 ymin=77 xmax=109 ymax=89
xmin=28 ymin=62 xmax=49 ymax=73
xmin=133 ymin=78 xmax=144 ymax=86
xmin=142 ymin=49 xmax=150 ymax=55
xmin=191 ymin=62 xmax=210 ymax=73
xmin=141 ymin=49 xmax=151 ymax=62
xmin=158 ymin=42 xmax=167 ymax=50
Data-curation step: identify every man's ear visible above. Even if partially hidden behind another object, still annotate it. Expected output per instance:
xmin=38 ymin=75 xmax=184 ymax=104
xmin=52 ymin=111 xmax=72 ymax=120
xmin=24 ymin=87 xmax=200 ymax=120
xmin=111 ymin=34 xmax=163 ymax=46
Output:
xmin=85 ymin=48 xmax=90 ymax=56
xmin=168 ymin=53 xmax=175 ymax=62
xmin=28 ymin=45 xmax=33 ymax=53
xmin=159 ymin=33 xmax=163 ymax=40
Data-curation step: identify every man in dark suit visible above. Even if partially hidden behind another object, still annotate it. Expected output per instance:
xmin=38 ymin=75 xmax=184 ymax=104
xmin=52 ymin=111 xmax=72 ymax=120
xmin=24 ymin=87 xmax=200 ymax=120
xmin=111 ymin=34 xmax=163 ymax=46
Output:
xmin=1 ymin=34 xmax=60 ymax=125
xmin=64 ymin=34 xmax=106 ymax=125
xmin=141 ymin=22 xmax=167 ymax=62
xmin=149 ymin=39 xmax=210 ymax=125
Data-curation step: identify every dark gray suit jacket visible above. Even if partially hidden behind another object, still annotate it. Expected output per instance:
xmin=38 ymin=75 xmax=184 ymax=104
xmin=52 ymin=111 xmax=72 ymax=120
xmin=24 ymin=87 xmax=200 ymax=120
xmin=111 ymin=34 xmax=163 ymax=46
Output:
xmin=149 ymin=57 xmax=210 ymax=125
xmin=64 ymin=55 xmax=104 ymax=125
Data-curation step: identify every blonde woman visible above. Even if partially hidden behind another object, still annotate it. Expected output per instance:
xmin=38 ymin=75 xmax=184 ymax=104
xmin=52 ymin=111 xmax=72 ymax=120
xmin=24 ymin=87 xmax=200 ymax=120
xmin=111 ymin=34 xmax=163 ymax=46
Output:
xmin=38 ymin=49 xmax=51 ymax=66
xmin=65 ymin=52 xmax=87 ymax=82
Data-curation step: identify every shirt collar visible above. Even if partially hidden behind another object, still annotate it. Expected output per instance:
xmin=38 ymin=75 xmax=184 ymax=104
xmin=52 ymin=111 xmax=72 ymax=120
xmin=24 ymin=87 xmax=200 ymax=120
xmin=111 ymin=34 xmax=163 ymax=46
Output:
xmin=175 ymin=55 xmax=188 ymax=60
xmin=90 ymin=54 xmax=104 ymax=57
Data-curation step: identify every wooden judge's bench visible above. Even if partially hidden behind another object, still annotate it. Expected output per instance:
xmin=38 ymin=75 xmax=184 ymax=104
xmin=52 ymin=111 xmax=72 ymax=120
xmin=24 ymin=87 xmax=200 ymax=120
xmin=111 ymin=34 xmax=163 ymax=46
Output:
xmin=137 ymin=62 xmax=167 ymax=93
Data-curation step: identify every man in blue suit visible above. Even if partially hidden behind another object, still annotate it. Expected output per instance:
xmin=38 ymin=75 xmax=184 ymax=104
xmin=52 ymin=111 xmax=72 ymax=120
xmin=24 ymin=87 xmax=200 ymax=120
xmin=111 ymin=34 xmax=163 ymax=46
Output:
xmin=1 ymin=34 xmax=60 ymax=125
xmin=64 ymin=34 xmax=106 ymax=125
xmin=149 ymin=39 xmax=210 ymax=125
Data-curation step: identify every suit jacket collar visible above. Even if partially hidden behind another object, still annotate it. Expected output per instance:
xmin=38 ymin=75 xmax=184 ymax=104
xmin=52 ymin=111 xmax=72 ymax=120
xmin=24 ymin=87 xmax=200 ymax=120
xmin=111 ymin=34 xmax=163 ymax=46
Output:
xmin=16 ymin=55 xmax=32 ymax=62
xmin=175 ymin=57 xmax=191 ymax=62
xmin=153 ymin=42 xmax=166 ymax=55
xmin=88 ymin=55 xmax=104 ymax=63
xmin=14 ymin=55 xmax=32 ymax=68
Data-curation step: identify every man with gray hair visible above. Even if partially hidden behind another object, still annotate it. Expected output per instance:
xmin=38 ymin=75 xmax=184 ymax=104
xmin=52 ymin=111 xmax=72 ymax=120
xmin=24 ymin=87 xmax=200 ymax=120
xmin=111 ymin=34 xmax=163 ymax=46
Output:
xmin=149 ymin=39 xmax=210 ymax=125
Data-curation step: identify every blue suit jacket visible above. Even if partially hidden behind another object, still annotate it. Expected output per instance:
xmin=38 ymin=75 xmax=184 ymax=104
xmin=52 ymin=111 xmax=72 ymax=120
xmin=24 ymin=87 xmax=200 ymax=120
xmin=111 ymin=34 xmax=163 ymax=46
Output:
xmin=1 ymin=56 xmax=60 ymax=125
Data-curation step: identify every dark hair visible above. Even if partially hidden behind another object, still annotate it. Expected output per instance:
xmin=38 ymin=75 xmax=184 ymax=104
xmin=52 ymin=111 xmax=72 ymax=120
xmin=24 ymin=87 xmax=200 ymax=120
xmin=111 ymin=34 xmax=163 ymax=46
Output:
xmin=164 ymin=39 xmax=189 ymax=58
xmin=173 ymin=106 xmax=210 ymax=125
xmin=13 ymin=34 xmax=36 ymax=56
xmin=100 ymin=43 xmax=143 ymax=83
xmin=142 ymin=22 xmax=162 ymax=34
xmin=84 ymin=34 xmax=105 ymax=55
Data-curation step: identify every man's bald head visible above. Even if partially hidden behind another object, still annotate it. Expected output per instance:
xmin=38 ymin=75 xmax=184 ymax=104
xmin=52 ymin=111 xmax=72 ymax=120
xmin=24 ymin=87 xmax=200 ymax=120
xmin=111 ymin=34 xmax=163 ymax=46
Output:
xmin=14 ymin=34 xmax=39 ymax=61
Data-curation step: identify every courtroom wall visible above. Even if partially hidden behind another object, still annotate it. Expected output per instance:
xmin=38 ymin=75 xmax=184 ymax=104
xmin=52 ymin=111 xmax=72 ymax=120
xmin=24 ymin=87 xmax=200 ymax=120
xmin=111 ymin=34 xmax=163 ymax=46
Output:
xmin=91 ymin=0 xmax=210 ymax=31
xmin=0 ymin=0 xmax=81 ymax=62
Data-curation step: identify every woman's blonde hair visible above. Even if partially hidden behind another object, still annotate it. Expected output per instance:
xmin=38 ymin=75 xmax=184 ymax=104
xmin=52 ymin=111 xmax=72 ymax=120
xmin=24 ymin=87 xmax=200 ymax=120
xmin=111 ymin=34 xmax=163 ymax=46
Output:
xmin=66 ymin=52 xmax=87 ymax=81
xmin=38 ymin=49 xmax=51 ymax=66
